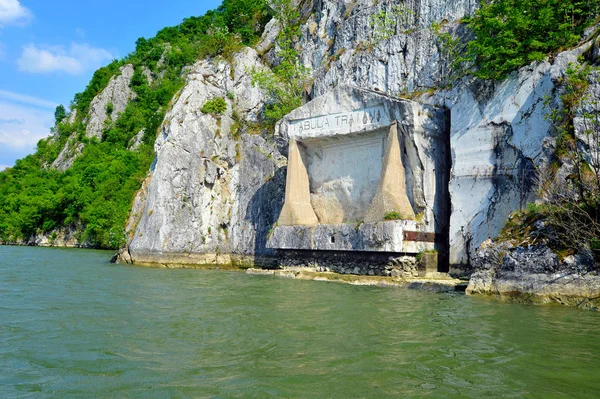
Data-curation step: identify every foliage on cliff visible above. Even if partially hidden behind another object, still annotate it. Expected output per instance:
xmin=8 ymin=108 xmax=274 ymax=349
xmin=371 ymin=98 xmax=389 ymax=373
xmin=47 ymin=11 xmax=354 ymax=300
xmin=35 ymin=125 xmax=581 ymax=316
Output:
xmin=499 ymin=64 xmax=600 ymax=259
xmin=0 ymin=0 xmax=270 ymax=249
xmin=467 ymin=0 xmax=599 ymax=80
xmin=467 ymin=1 xmax=600 ymax=259
xmin=251 ymin=0 xmax=310 ymax=127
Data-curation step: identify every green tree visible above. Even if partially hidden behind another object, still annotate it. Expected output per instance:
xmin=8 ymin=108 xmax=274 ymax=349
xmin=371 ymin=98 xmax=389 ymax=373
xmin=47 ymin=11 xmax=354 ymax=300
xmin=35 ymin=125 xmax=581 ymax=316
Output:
xmin=54 ymin=105 xmax=67 ymax=125
xmin=466 ymin=0 xmax=598 ymax=80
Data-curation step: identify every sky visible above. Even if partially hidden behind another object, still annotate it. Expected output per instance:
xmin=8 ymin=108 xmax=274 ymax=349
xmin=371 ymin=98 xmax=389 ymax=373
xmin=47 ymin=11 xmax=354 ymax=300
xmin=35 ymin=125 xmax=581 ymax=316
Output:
xmin=0 ymin=0 xmax=222 ymax=171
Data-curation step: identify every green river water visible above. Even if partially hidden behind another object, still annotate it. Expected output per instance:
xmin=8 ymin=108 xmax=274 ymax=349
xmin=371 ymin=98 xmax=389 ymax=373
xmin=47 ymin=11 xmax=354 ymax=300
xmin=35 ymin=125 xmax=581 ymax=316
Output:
xmin=1 ymin=246 xmax=599 ymax=398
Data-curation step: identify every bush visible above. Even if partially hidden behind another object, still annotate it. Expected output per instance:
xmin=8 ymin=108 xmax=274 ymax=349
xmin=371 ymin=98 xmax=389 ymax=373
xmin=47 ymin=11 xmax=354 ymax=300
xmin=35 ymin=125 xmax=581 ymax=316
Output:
xmin=251 ymin=0 xmax=310 ymax=128
xmin=384 ymin=211 xmax=403 ymax=221
xmin=466 ymin=0 xmax=599 ymax=80
xmin=201 ymin=97 xmax=227 ymax=115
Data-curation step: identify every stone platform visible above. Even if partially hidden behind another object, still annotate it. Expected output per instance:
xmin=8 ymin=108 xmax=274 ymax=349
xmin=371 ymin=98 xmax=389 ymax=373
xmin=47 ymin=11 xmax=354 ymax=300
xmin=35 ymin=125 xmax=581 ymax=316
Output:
xmin=267 ymin=220 xmax=435 ymax=253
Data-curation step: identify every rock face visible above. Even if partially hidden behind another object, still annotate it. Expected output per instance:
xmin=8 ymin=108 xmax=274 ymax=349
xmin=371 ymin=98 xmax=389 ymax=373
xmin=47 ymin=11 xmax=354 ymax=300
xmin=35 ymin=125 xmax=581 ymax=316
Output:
xmin=2 ymin=225 xmax=91 ymax=248
xmin=125 ymin=48 xmax=286 ymax=266
xmin=120 ymin=0 xmax=598 ymax=292
xmin=50 ymin=64 xmax=137 ymax=171
xmin=51 ymin=137 xmax=85 ymax=172
xmin=438 ymin=61 xmax=554 ymax=268
xmin=574 ymin=68 xmax=600 ymax=173
xmin=86 ymin=64 xmax=136 ymax=140
xmin=128 ymin=129 xmax=145 ymax=151
xmin=299 ymin=0 xmax=479 ymax=95
xmin=467 ymin=242 xmax=600 ymax=310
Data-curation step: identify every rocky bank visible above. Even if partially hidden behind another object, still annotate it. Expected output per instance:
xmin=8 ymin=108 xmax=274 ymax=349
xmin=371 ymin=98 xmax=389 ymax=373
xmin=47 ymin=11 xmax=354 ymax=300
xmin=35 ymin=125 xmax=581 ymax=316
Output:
xmin=467 ymin=241 xmax=600 ymax=310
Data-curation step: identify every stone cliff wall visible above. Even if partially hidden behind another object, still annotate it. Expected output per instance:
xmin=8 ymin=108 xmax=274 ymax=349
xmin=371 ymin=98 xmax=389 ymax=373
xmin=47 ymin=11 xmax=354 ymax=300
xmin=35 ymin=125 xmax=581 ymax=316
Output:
xmin=124 ymin=48 xmax=286 ymax=267
xmin=297 ymin=0 xmax=478 ymax=95
xmin=51 ymin=64 xmax=137 ymax=172
xmin=121 ymin=0 xmax=599 ymax=274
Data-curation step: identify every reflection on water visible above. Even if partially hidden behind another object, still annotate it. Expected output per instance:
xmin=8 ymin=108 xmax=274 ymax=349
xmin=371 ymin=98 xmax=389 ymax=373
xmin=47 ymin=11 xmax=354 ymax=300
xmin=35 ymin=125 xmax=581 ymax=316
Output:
xmin=1 ymin=246 xmax=599 ymax=398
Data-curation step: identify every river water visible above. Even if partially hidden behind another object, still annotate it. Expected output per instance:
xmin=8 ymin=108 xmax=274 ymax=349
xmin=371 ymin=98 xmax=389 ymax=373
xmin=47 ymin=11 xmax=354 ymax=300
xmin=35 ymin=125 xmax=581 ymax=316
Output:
xmin=1 ymin=246 xmax=599 ymax=398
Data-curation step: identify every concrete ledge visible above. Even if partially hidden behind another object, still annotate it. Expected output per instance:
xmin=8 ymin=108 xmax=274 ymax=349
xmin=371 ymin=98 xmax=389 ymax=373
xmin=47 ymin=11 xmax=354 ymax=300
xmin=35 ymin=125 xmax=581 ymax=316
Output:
xmin=247 ymin=267 xmax=466 ymax=292
xmin=120 ymin=251 xmax=278 ymax=269
xmin=267 ymin=220 xmax=435 ymax=253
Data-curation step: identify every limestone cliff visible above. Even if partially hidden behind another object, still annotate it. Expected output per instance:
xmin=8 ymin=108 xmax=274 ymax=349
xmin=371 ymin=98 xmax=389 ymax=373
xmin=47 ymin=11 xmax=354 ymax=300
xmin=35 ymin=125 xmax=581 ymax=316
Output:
xmin=114 ymin=0 xmax=600 ymax=303
xmin=51 ymin=64 xmax=137 ymax=172
xmin=300 ymin=0 xmax=478 ymax=95
xmin=85 ymin=64 xmax=136 ymax=140
xmin=121 ymin=48 xmax=286 ymax=266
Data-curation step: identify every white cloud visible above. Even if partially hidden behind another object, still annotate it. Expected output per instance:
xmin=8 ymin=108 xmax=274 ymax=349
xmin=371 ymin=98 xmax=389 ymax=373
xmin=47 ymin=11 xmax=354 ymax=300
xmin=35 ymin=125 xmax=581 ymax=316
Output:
xmin=0 ymin=99 xmax=53 ymax=152
xmin=0 ymin=165 xmax=10 ymax=171
xmin=17 ymin=42 xmax=113 ymax=75
xmin=0 ymin=89 xmax=57 ymax=109
xmin=0 ymin=0 xmax=31 ymax=27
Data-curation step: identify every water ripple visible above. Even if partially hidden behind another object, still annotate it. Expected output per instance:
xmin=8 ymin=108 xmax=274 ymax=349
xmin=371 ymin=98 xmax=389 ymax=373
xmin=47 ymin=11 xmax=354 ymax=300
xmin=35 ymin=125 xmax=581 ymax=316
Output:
xmin=1 ymin=246 xmax=599 ymax=398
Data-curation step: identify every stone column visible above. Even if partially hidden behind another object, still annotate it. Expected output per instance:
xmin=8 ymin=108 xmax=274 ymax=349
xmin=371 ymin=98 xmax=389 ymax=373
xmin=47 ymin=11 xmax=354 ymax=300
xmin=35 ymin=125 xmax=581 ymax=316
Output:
xmin=277 ymin=139 xmax=319 ymax=226
xmin=365 ymin=122 xmax=415 ymax=222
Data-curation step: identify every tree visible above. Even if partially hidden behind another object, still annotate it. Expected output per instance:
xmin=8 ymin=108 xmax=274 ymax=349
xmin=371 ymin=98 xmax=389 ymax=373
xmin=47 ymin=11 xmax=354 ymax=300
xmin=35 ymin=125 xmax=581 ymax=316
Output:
xmin=54 ymin=105 xmax=67 ymax=125
xmin=466 ymin=0 xmax=598 ymax=80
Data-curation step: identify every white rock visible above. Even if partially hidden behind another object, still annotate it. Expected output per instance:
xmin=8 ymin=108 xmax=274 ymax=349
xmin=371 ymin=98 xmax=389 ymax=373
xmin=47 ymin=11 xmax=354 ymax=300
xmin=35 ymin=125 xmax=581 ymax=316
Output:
xmin=127 ymin=49 xmax=286 ymax=264
xmin=86 ymin=64 xmax=136 ymax=140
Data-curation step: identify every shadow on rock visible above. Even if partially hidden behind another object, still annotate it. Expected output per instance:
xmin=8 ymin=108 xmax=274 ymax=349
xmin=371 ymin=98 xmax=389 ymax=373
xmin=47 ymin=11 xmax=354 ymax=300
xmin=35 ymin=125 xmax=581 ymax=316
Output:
xmin=245 ymin=166 xmax=286 ymax=257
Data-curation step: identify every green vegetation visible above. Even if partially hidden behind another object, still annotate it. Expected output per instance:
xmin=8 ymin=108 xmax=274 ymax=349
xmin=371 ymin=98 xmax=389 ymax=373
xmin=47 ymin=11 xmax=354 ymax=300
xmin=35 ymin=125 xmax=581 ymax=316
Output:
xmin=383 ymin=211 xmax=403 ymax=221
xmin=201 ymin=97 xmax=228 ymax=115
xmin=466 ymin=0 xmax=599 ymax=80
xmin=54 ymin=105 xmax=67 ymax=125
xmin=251 ymin=0 xmax=310 ymax=127
xmin=0 ymin=143 xmax=154 ymax=248
xmin=501 ymin=63 xmax=600 ymax=259
xmin=0 ymin=0 xmax=271 ymax=249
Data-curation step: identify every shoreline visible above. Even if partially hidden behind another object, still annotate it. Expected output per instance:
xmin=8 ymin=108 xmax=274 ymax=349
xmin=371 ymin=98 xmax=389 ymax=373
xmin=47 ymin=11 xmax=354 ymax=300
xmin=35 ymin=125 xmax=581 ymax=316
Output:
xmin=3 ymin=244 xmax=599 ymax=310
xmin=246 ymin=267 xmax=469 ymax=292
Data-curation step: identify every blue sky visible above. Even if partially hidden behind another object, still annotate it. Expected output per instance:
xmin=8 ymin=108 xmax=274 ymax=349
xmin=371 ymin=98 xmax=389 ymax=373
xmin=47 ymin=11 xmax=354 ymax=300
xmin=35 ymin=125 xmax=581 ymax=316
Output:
xmin=0 ymin=0 xmax=222 ymax=170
